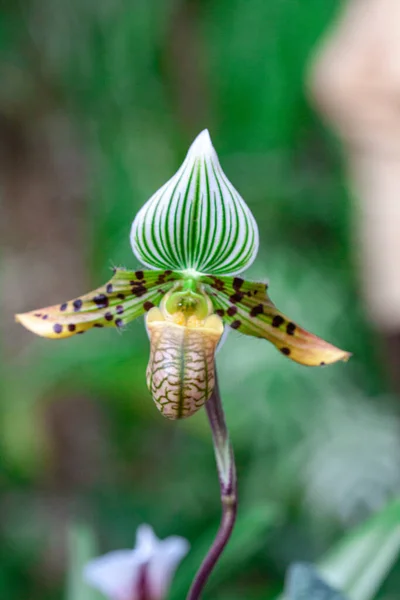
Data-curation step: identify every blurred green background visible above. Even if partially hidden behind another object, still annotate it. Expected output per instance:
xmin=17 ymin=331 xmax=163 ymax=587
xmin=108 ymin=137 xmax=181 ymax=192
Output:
xmin=1 ymin=1 xmax=400 ymax=599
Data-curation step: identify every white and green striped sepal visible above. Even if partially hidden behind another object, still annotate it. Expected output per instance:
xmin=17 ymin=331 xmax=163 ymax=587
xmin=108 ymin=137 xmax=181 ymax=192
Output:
xmin=130 ymin=130 xmax=259 ymax=276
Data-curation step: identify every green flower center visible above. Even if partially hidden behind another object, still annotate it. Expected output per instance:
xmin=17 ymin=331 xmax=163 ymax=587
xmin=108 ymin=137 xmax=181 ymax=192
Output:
xmin=163 ymin=280 xmax=212 ymax=323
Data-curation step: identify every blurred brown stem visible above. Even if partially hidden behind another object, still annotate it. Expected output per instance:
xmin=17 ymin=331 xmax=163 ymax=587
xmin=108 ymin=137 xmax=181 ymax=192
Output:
xmin=186 ymin=372 xmax=237 ymax=600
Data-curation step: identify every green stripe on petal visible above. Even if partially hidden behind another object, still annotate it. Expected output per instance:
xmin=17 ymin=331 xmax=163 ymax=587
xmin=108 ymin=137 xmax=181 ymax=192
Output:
xmin=15 ymin=269 xmax=180 ymax=339
xmin=201 ymin=275 xmax=351 ymax=367
xmin=130 ymin=130 xmax=259 ymax=276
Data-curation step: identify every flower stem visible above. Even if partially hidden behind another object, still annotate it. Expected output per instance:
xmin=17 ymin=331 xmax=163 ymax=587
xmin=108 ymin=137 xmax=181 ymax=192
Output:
xmin=187 ymin=372 xmax=237 ymax=600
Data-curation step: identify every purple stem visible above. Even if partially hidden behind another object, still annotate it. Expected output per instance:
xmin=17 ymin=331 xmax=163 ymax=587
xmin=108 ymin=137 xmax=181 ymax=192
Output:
xmin=186 ymin=372 xmax=237 ymax=600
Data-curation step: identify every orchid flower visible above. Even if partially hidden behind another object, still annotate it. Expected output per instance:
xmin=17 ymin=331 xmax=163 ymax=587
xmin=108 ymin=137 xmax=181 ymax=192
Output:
xmin=15 ymin=130 xmax=349 ymax=419
xmin=83 ymin=524 xmax=189 ymax=600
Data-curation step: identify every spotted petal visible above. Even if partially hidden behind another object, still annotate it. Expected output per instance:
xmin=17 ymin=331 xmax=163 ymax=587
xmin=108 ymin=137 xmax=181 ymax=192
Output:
xmin=130 ymin=130 xmax=259 ymax=276
xmin=15 ymin=269 xmax=179 ymax=339
xmin=201 ymin=275 xmax=350 ymax=366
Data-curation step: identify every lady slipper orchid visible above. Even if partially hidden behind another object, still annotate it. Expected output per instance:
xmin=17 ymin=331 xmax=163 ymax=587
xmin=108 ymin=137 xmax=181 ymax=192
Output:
xmin=15 ymin=130 xmax=350 ymax=419
xmin=83 ymin=524 xmax=189 ymax=600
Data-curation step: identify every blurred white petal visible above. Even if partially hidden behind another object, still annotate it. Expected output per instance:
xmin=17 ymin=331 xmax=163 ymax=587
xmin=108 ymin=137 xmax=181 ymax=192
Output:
xmin=147 ymin=536 xmax=190 ymax=600
xmin=84 ymin=550 xmax=143 ymax=600
xmin=83 ymin=525 xmax=189 ymax=600
xmin=135 ymin=524 xmax=160 ymax=558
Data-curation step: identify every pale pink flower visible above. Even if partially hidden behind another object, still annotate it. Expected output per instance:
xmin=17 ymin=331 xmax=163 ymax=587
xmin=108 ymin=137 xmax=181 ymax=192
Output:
xmin=83 ymin=525 xmax=189 ymax=600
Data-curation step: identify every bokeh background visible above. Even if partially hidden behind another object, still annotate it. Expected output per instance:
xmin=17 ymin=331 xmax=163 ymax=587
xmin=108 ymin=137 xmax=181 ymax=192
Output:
xmin=1 ymin=1 xmax=400 ymax=599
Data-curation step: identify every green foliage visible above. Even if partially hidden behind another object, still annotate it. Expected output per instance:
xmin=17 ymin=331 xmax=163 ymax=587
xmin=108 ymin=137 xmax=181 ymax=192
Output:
xmin=286 ymin=564 xmax=346 ymax=600
xmin=66 ymin=525 xmax=103 ymax=600
xmin=320 ymin=499 xmax=400 ymax=600
xmin=274 ymin=499 xmax=400 ymax=600
xmin=1 ymin=0 xmax=399 ymax=599
xmin=171 ymin=503 xmax=281 ymax=599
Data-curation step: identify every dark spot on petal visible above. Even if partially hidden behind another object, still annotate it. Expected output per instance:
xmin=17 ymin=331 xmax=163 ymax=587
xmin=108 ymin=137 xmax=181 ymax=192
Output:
xmin=212 ymin=278 xmax=225 ymax=291
xmin=60 ymin=303 xmax=67 ymax=311
xmin=272 ymin=315 xmax=285 ymax=328
xmin=132 ymin=285 xmax=147 ymax=297
xmin=93 ymin=294 xmax=109 ymax=308
xmin=117 ymin=293 xmax=125 ymax=300
xmin=280 ymin=347 xmax=291 ymax=356
xmin=73 ymin=299 xmax=83 ymax=312
xmin=227 ymin=306 xmax=237 ymax=317
xmin=286 ymin=322 xmax=296 ymax=335
xmin=68 ymin=324 xmax=76 ymax=332
xmin=233 ymin=277 xmax=244 ymax=290
xmin=94 ymin=323 xmax=104 ymax=328
xmin=34 ymin=313 xmax=42 ymax=317
xmin=106 ymin=283 xmax=113 ymax=293
xmin=42 ymin=315 xmax=48 ymax=320
xmin=53 ymin=323 xmax=62 ymax=334
xmin=215 ymin=309 xmax=225 ymax=317
xmin=144 ymin=301 xmax=154 ymax=311
xmin=77 ymin=331 xmax=85 ymax=334
xmin=229 ymin=292 xmax=244 ymax=304
xmin=105 ymin=312 xmax=113 ymax=321
xmin=115 ymin=318 xmax=123 ymax=327
xmin=250 ymin=304 xmax=263 ymax=318
xmin=116 ymin=305 xmax=124 ymax=314
xmin=230 ymin=320 xmax=241 ymax=330
xmin=135 ymin=270 xmax=144 ymax=280
xmin=320 ymin=361 xmax=326 ymax=366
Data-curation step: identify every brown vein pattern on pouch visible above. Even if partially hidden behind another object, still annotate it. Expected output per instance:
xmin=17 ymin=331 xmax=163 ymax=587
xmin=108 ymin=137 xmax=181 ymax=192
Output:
xmin=146 ymin=321 xmax=220 ymax=419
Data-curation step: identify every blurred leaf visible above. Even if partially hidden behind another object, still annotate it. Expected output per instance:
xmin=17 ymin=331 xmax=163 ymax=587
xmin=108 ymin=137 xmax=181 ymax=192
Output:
xmin=66 ymin=524 xmax=103 ymax=600
xmin=286 ymin=563 xmax=347 ymax=600
xmin=319 ymin=498 xmax=400 ymax=600
xmin=274 ymin=500 xmax=400 ymax=600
